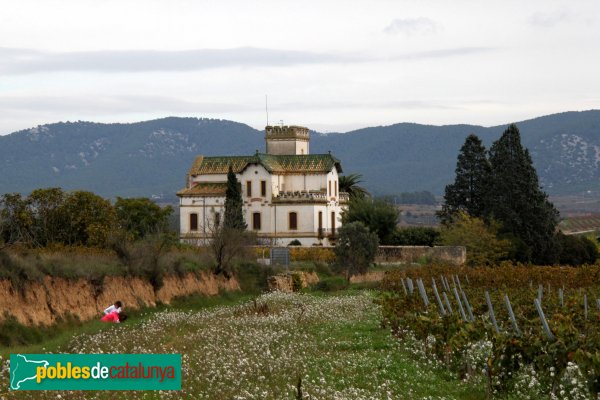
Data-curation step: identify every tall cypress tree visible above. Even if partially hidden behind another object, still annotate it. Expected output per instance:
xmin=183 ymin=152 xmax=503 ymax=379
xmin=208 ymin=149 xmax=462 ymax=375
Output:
xmin=439 ymin=134 xmax=490 ymax=223
xmin=223 ymin=166 xmax=246 ymax=230
xmin=487 ymin=124 xmax=559 ymax=263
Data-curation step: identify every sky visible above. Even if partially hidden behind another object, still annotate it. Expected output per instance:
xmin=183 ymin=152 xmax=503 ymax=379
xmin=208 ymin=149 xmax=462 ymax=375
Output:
xmin=1 ymin=0 xmax=599 ymax=134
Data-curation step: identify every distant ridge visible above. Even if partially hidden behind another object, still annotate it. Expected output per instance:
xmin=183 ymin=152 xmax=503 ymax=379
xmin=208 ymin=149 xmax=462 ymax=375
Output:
xmin=1 ymin=111 xmax=600 ymax=199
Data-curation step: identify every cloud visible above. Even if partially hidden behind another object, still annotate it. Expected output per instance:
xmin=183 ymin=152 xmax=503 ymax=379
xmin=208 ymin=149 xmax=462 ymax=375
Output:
xmin=390 ymin=47 xmax=496 ymax=61
xmin=278 ymin=99 xmax=456 ymax=111
xmin=0 ymin=45 xmax=495 ymax=75
xmin=383 ymin=18 xmax=441 ymax=36
xmin=528 ymin=10 xmax=570 ymax=28
xmin=0 ymin=47 xmax=356 ymax=75
xmin=0 ymin=94 xmax=246 ymax=114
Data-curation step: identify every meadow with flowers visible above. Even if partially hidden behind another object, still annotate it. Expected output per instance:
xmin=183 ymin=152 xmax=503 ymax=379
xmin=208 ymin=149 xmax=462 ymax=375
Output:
xmin=0 ymin=291 xmax=485 ymax=399
xmin=4 ymin=263 xmax=599 ymax=399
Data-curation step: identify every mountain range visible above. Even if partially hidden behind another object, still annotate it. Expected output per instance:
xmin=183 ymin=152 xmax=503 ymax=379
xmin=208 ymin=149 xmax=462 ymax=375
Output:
xmin=1 ymin=110 xmax=600 ymax=200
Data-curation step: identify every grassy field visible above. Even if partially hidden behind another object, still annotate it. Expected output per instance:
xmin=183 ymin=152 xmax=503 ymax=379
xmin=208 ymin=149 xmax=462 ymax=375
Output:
xmin=0 ymin=291 xmax=485 ymax=399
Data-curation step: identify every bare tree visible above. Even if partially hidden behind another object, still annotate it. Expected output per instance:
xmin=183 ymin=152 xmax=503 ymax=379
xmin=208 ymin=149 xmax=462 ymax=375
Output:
xmin=207 ymin=220 xmax=255 ymax=278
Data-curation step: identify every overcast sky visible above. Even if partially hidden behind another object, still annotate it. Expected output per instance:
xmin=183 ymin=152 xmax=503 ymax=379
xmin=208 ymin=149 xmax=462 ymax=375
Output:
xmin=1 ymin=0 xmax=599 ymax=134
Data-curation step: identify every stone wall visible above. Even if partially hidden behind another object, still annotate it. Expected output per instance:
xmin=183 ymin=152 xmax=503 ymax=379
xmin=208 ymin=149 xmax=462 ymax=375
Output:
xmin=375 ymin=246 xmax=466 ymax=266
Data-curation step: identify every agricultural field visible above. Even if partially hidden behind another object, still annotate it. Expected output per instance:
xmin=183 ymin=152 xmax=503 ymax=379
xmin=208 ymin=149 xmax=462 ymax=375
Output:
xmin=559 ymin=214 xmax=600 ymax=235
xmin=0 ymin=291 xmax=483 ymax=399
xmin=380 ymin=265 xmax=600 ymax=399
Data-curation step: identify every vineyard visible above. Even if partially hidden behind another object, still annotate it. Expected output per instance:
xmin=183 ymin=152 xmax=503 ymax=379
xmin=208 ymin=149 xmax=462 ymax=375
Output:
xmin=559 ymin=215 xmax=600 ymax=235
xmin=379 ymin=265 xmax=600 ymax=399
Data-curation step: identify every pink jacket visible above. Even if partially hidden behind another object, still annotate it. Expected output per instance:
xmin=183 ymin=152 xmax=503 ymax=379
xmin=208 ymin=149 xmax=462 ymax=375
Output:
xmin=101 ymin=311 xmax=120 ymax=323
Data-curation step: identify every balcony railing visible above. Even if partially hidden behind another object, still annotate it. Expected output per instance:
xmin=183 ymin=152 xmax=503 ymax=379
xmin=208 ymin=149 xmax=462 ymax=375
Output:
xmin=273 ymin=191 xmax=328 ymax=203
xmin=273 ymin=190 xmax=350 ymax=204
xmin=339 ymin=192 xmax=350 ymax=203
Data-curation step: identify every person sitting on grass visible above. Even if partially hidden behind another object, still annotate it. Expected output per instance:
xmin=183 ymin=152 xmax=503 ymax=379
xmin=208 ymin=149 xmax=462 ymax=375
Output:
xmin=103 ymin=300 xmax=122 ymax=315
xmin=101 ymin=311 xmax=128 ymax=323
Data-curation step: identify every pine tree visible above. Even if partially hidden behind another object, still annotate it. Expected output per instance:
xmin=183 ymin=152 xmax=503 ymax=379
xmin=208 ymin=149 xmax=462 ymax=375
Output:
xmin=487 ymin=124 xmax=559 ymax=263
xmin=223 ymin=166 xmax=246 ymax=230
xmin=439 ymin=134 xmax=490 ymax=223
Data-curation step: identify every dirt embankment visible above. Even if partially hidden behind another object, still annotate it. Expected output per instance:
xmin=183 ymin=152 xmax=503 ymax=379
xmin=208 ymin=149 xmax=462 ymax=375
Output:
xmin=0 ymin=272 xmax=239 ymax=326
xmin=267 ymin=271 xmax=319 ymax=292
xmin=268 ymin=271 xmax=387 ymax=292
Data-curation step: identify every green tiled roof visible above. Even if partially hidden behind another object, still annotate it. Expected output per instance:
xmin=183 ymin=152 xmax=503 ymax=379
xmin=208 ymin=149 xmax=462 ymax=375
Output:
xmin=177 ymin=182 xmax=228 ymax=197
xmin=188 ymin=153 xmax=342 ymax=175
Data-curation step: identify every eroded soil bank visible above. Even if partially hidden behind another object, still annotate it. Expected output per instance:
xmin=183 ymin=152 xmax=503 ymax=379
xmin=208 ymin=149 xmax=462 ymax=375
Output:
xmin=0 ymin=272 xmax=239 ymax=326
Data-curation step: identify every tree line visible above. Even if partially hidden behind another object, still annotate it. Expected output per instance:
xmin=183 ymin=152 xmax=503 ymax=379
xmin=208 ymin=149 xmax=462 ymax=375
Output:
xmin=439 ymin=124 xmax=597 ymax=265
xmin=0 ymin=188 xmax=173 ymax=248
xmin=338 ymin=124 xmax=598 ymax=267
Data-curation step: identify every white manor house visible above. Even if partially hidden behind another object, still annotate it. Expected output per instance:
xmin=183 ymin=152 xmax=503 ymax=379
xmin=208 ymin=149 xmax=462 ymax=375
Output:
xmin=177 ymin=125 xmax=349 ymax=246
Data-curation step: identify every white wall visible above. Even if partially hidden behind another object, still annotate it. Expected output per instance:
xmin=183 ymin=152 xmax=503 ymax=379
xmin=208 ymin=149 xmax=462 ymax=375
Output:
xmin=266 ymin=139 xmax=309 ymax=155
xmin=273 ymin=169 xmax=338 ymax=196
xmin=180 ymin=166 xmax=346 ymax=245
xmin=180 ymin=196 xmax=225 ymax=240
xmin=190 ymin=173 xmax=228 ymax=183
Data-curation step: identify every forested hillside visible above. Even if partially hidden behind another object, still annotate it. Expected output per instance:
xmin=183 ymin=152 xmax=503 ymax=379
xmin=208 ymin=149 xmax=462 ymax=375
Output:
xmin=1 ymin=111 xmax=599 ymax=198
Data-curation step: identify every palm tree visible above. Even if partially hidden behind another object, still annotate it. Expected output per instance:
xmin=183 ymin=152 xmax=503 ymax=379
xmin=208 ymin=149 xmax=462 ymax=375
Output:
xmin=339 ymin=173 xmax=369 ymax=199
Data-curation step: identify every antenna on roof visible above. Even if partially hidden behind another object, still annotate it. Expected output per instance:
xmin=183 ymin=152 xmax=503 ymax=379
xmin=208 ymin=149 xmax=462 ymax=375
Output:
xmin=265 ymin=95 xmax=269 ymax=127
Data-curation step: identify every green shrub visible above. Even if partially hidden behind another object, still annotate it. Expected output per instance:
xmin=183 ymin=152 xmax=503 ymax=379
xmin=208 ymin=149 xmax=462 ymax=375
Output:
xmin=391 ymin=227 xmax=440 ymax=246
xmin=313 ymin=262 xmax=333 ymax=277
xmin=342 ymin=197 xmax=398 ymax=244
xmin=235 ymin=261 xmax=283 ymax=293
xmin=312 ymin=276 xmax=348 ymax=292
xmin=334 ymin=221 xmax=379 ymax=279
xmin=0 ymin=315 xmax=43 ymax=347
xmin=440 ymin=212 xmax=511 ymax=266
xmin=557 ymin=233 xmax=598 ymax=266
xmin=0 ymin=313 xmax=82 ymax=347
xmin=291 ymin=273 xmax=303 ymax=291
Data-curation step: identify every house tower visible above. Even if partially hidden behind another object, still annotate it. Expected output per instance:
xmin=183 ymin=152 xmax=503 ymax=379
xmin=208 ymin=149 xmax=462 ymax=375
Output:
xmin=265 ymin=125 xmax=309 ymax=155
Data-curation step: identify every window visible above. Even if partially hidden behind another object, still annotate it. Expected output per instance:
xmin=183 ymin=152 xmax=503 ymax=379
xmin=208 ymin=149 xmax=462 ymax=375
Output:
xmin=335 ymin=181 xmax=338 ymax=197
xmin=331 ymin=211 xmax=336 ymax=236
xmin=289 ymin=212 xmax=298 ymax=230
xmin=252 ymin=212 xmax=261 ymax=230
xmin=318 ymin=211 xmax=323 ymax=238
xmin=190 ymin=213 xmax=198 ymax=231
xmin=328 ymin=181 xmax=331 ymax=196
xmin=246 ymin=181 xmax=252 ymax=197
xmin=261 ymin=180 xmax=266 ymax=197
xmin=214 ymin=212 xmax=221 ymax=227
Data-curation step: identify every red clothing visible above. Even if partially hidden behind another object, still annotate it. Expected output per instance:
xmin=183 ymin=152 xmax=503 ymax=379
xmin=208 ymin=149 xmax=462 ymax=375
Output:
xmin=101 ymin=311 xmax=120 ymax=323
